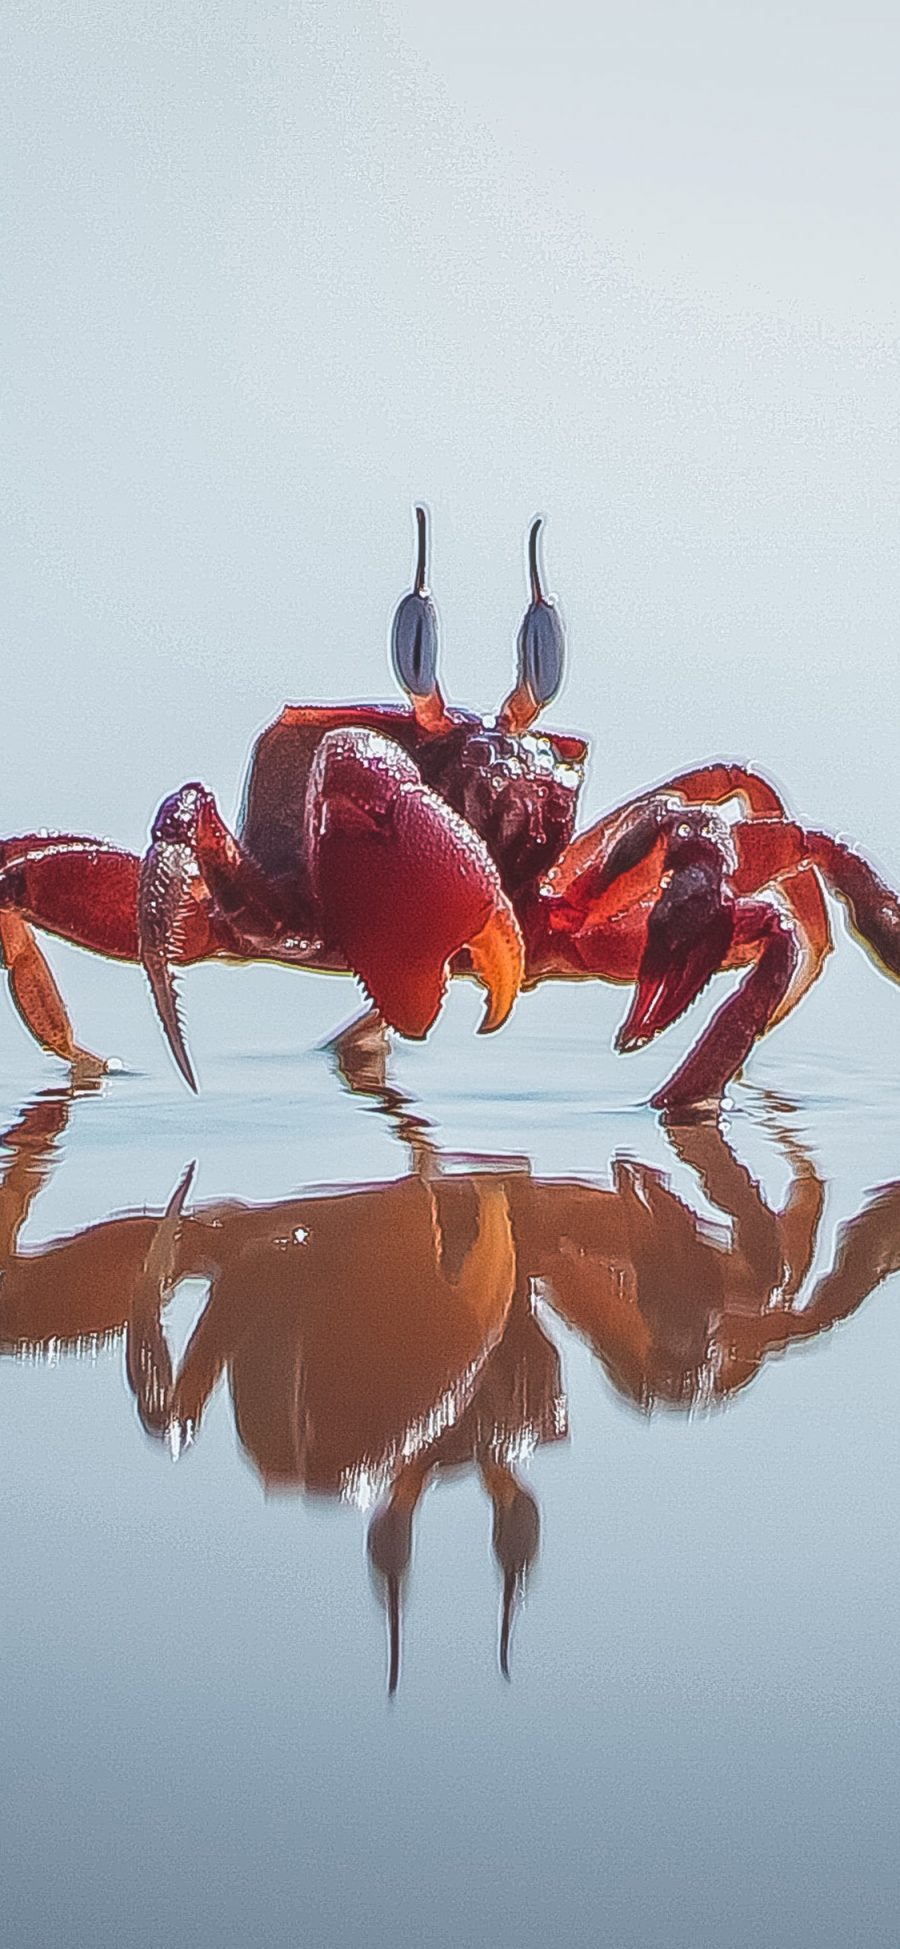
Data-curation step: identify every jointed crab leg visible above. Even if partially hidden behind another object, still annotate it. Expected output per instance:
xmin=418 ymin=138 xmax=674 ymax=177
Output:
xmin=0 ymin=913 xmax=103 ymax=1072
xmin=805 ymin=831 xmax=900 ymax=983
xmin=0 ymin=829 xmax=222 ymax=1079
xmin=545 ymin=760 xmax=794 ymax=899
xmin=0 ymin=836 xmax=147 ymax=1069
xmin=138 ymin=786 xmax=296 ymax=1089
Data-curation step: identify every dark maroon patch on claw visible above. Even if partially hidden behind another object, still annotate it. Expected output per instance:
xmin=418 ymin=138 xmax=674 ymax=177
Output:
xmin=617 ymin=866 xmax=736 ymax=1051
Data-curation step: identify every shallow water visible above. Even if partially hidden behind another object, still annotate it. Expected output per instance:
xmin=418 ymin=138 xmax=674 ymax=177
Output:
xmin=4 ymin=963 xmax=900 ymax=1949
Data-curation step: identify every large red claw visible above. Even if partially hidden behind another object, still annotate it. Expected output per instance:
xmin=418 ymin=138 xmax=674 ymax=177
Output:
xmin=308 ymin=730 xmax=524 ymax=1038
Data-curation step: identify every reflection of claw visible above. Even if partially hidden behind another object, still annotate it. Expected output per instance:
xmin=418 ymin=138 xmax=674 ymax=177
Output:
xmin=139 ymin=1159 xmax=196 ymax=1301
xmin=155 ymin=1159 xmax=196 ymax=1271
xmin=129 ymin=1161 xmax=196 ymax=1444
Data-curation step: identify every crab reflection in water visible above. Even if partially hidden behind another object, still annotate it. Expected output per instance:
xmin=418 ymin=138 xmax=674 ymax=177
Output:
xmin=3 ymin=1076 xmax=900 ymax=1692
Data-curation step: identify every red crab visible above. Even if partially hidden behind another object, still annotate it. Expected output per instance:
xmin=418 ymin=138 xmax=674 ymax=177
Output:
xmin=2 ymin=509 xmax=899 ymax=1110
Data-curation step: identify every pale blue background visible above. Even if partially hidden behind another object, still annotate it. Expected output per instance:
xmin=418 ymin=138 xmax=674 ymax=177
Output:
xmin=5 ymin=10 xmax=900 ymax=1948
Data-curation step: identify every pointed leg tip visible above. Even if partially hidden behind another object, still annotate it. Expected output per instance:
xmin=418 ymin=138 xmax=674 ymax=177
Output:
xmin=166 ymin=1159 xmax=197 ymax=1217
xmin=168 ymin=1035 xmax=199 ymax=1092
xmin=70 ymin=1047 xmax=111 ymax=1081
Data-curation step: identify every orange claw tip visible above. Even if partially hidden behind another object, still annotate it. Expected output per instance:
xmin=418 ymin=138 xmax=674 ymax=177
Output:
xmin=469 ymin=897 xmax=525 ymax=1035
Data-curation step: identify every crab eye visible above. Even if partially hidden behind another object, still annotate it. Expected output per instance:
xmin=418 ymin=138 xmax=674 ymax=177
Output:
xmin=392 ymin=590 xmax=438 ymax=696
xmin=391 ymin=504 xmax=439 ymax=699
xmin=516 ymin=517 xmax=565 ymax=707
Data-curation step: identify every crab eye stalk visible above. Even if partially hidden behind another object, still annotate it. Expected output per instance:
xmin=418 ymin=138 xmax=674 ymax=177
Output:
xmin=390 ymin=505 xmax=450 ymax=731
xmin=499 ymin=517 xmax=566 ymax=733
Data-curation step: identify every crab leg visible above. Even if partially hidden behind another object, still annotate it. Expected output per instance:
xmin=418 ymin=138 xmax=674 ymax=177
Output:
xmin=0 ymin=829 xmax=225 ymax=1076
xmin=138 ymin=786 xmax=294 ymax=1089
xmin=545 ymin=761 xmax=791 ymax=899
xmin=805 ymin=831 xmax=900 ymax=983
xmin=0 ymin=914 xmax=102 ymax=1071
xmin=306 ymin=727 xmax=524 ymax=1040
xmin=662 ymin=761 xmax=789 ymax=818
xmin=0 ymin=836 xmax=148 ymax=1068
xmin=732 ymin=817 xmax=900 ymax=986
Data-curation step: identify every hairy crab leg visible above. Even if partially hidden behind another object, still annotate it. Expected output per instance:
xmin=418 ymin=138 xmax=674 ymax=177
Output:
xmin=307 ymin=727 xmax=525 ymax=1039
xmin=139 ymin=785 xmax=297 ymax=1089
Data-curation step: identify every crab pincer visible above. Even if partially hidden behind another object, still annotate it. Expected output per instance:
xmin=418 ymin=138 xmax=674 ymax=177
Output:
xmin=307 ymin=728 xmax=524 ymax=1039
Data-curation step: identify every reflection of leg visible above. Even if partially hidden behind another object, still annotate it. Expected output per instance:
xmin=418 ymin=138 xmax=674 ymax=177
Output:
xmin=326 ymin=1006 xmax=391 ymax=1096
xmin=756 ymin=1100 xmax=825 ymax=1300
xmin=479 ymin=1460 xmax=540 ymax=1680
xmin=663 ymin=1116 xmax=784 ymax=1292
xmin=367 ymin=1459 xmax=430 ymax=1696
xmin=0 ymin=1088 xmax=77 ymax=1258
xmin=326 ymin=1005 xmax=440 ymax=1176
xmin=787 ymin=1184 xmax=900 ymax=1339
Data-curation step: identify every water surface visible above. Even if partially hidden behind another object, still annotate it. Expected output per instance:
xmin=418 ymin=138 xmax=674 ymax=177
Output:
xmin=4 ymin=980 xmax=900 ymax=1949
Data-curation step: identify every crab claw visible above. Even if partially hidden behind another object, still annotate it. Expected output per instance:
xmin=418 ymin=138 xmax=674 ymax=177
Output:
xmin=617 ymin=863 xmax=736 ymax=1052
xmin=308 ymin=729 xmax=524 ymax=1039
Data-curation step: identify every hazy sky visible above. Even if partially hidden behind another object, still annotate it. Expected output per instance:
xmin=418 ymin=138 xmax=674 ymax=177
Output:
xmin=5 ymin=1 xmax=899 ymax=861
